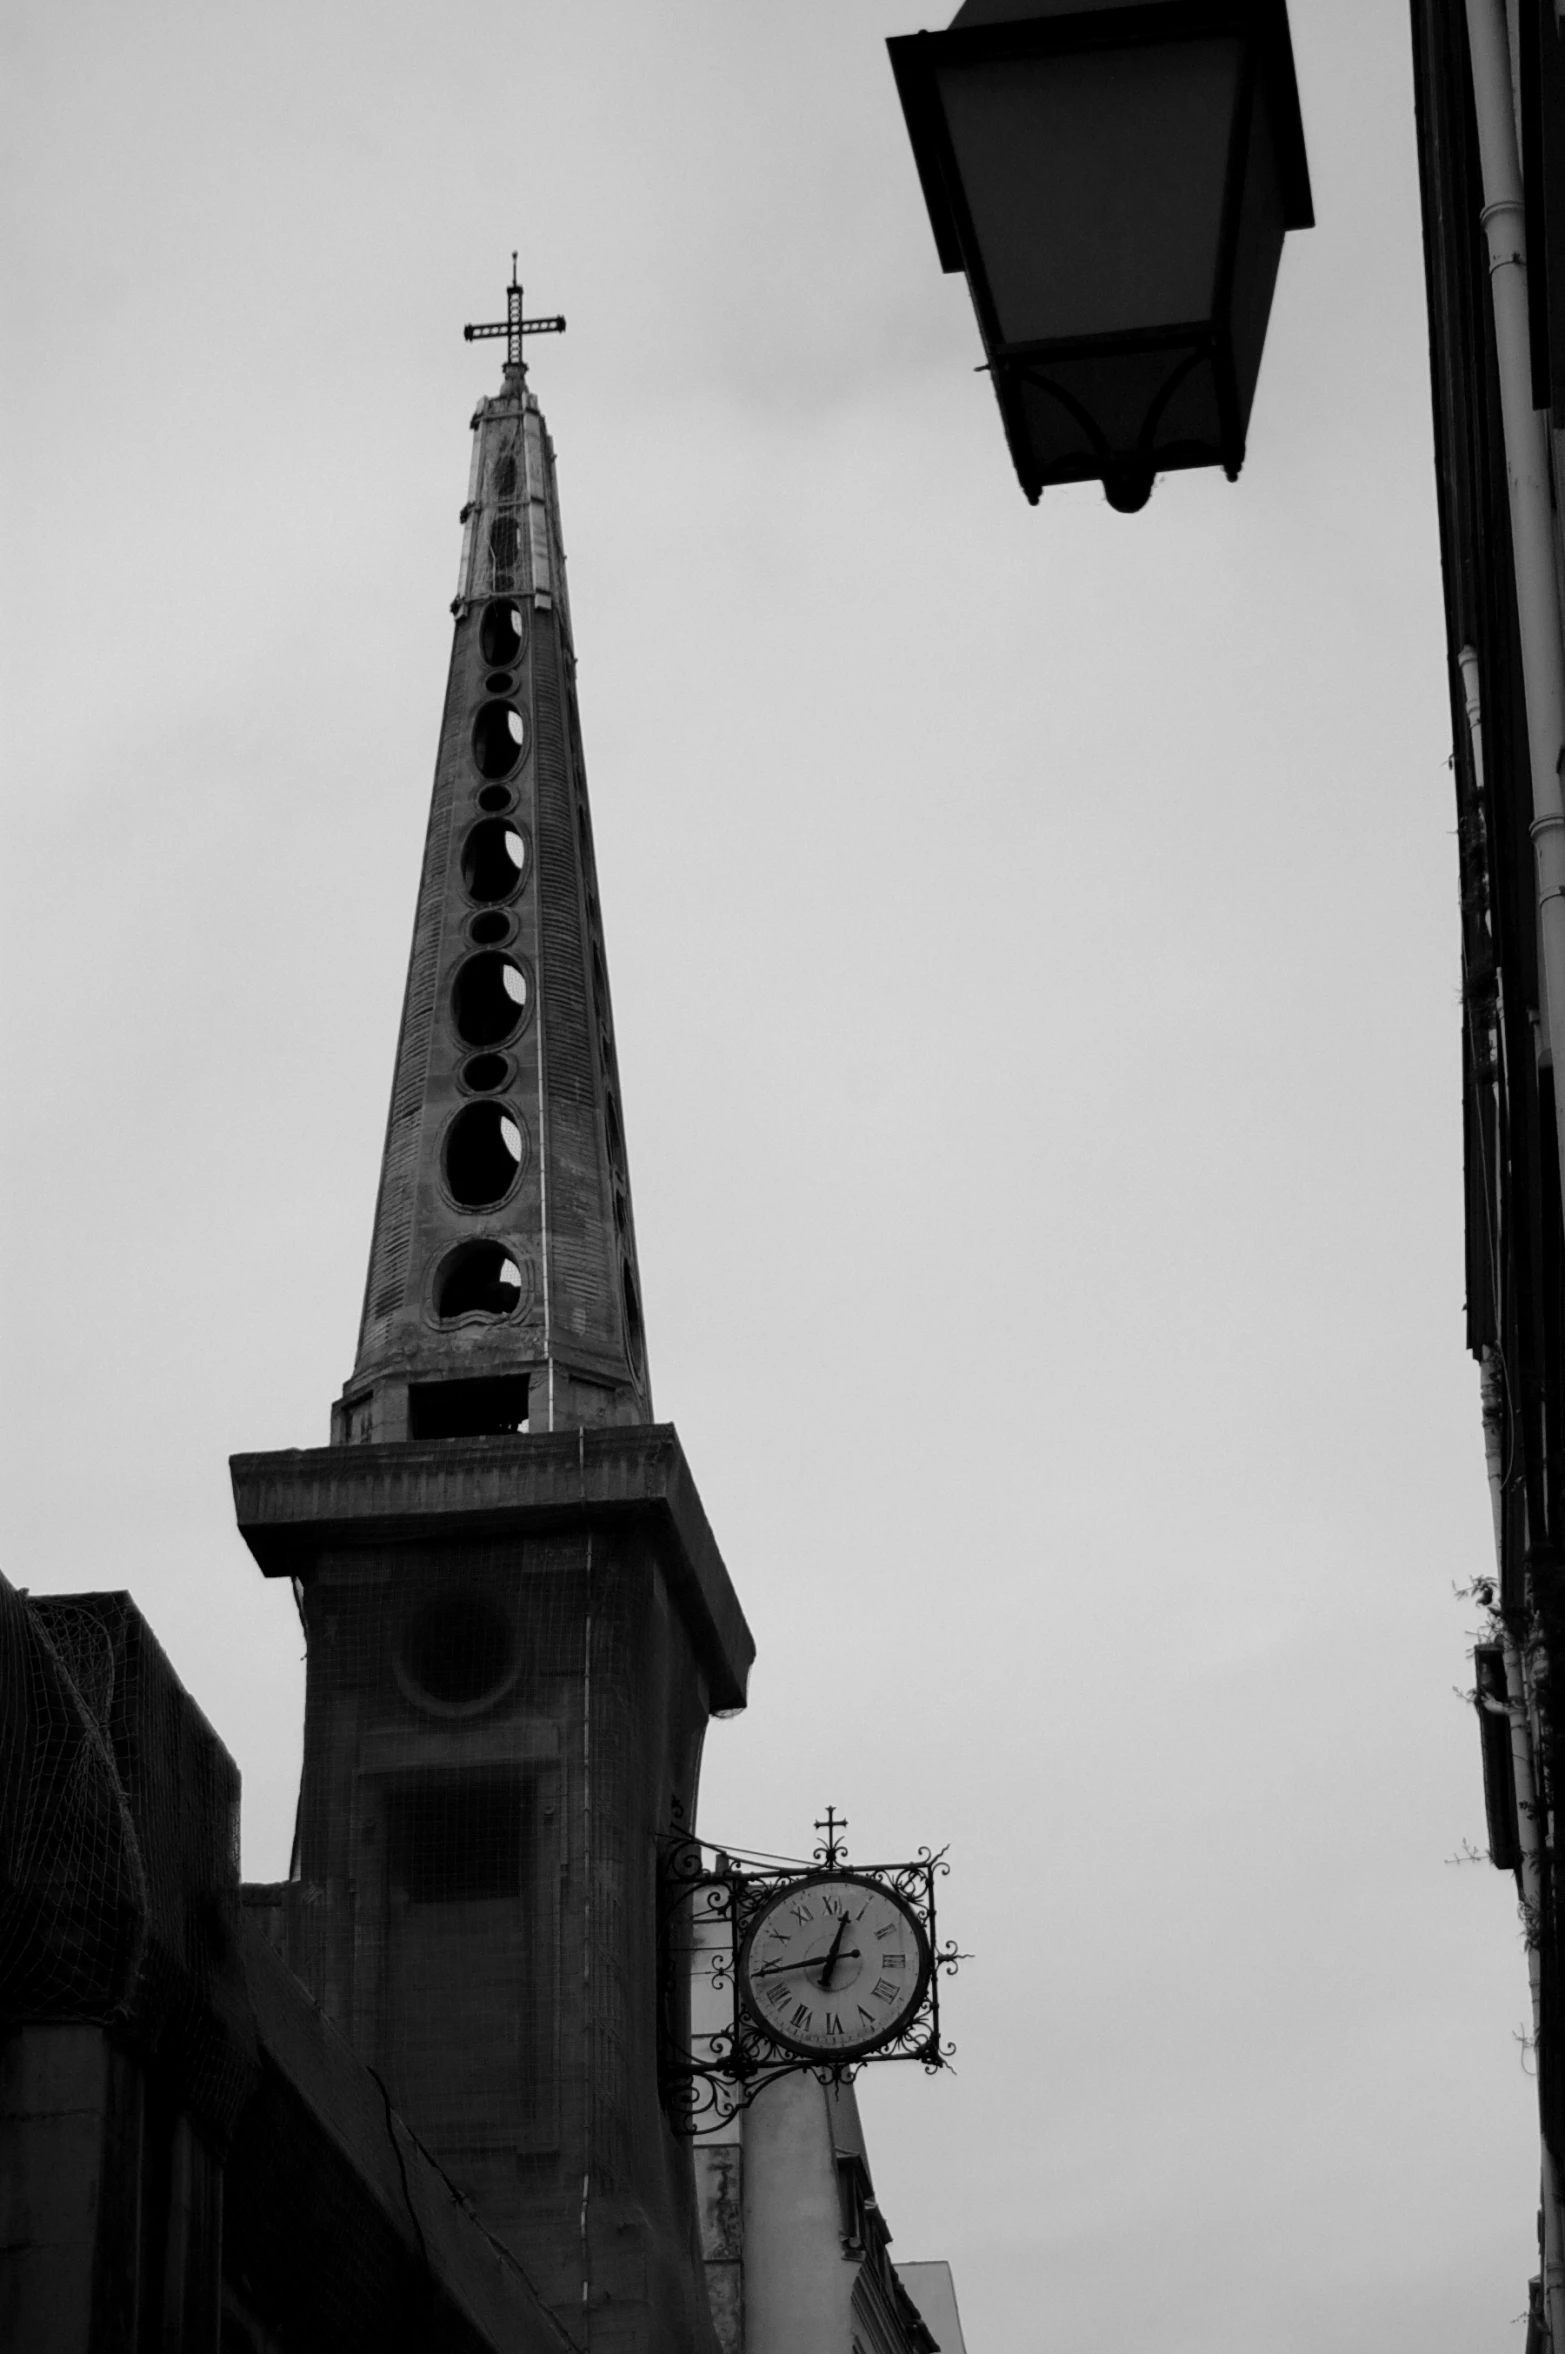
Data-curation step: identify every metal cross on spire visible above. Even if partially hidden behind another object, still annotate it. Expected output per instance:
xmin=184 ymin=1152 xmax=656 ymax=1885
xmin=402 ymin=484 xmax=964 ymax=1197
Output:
xmin=463 ymin=253 xmax=566 ymax=373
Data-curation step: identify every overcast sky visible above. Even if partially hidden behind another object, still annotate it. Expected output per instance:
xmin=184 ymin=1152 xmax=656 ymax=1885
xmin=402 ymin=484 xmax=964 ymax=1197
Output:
xmin=2 ymin=2 xmax=1536 ymax=2347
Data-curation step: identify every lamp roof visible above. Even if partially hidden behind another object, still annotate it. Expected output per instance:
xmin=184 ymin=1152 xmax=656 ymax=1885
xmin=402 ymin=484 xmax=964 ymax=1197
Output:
xmin=951 ymin=0 xmax=1177 ymax=20
xmin=891 ymin=0 xmax=1313 ymax=275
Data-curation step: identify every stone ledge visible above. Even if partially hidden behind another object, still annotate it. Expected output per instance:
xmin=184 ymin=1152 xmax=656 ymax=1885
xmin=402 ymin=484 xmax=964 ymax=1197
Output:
xmin=230 ymin=1423 xmax=753 ymax=1713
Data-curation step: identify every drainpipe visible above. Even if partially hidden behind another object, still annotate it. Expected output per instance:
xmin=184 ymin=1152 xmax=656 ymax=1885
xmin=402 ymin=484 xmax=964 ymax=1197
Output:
xmin=1482 ymin=1351 xmax=1565 ymax=2348
xmin=1465 ymin=0 xmax=1565 ymax=1204
xmin=1459 ymin=643 xmax=1487 ymax=797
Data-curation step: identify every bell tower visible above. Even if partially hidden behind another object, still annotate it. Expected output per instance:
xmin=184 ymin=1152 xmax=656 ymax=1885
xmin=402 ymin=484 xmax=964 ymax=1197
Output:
xmin=232 ymin=270 xmax=752 ymax=2354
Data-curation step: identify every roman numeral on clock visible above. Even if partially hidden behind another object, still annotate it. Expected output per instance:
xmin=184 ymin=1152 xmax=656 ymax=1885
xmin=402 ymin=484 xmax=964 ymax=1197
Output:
xmin=873 ymin=1980 xmax=898 ymax=2003
xmin=791 ymin=2003 xmax=812 ymax=2030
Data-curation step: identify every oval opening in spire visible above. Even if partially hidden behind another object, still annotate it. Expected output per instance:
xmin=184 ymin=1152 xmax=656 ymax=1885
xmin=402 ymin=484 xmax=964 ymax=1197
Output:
xmin=452 ymin=952 xmax=529 ymax=1047
xmin=462 ymin=818 xmax=528 ymax=903
xmin=444 ymin=1102 xmax=525 ymax=1208
xmin=622 ymin=1260 xmax=644 ymax=1368
xmin=480 ymin=601 xmax=525 ymax=667
xmin=487 ymin=517 xmax=519 ymax=588
xmin=473 ymin=702 xmax=526 ymax=780
xmin=436 ymin=1239 xmax=524 ymax=1319
xmin=467 ymin=909 xmax=512 ymax=947
xmin=461 ymin=1052 xmax=509 ymax=1093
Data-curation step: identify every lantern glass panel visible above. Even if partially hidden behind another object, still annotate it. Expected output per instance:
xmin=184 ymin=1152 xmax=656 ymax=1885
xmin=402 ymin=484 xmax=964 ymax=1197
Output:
xmin=1225 ymin=85 xmax=1286 ymax=403
xmin=933 ymin=36 xmax=1243 ymax=345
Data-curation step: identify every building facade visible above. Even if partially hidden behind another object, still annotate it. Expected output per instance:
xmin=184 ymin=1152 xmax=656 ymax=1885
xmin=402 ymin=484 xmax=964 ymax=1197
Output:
xmin=1409 ymin=2 xmax=1565 ymax=2342
xmin=694 ymin=2075 xmax=965 ymax=2354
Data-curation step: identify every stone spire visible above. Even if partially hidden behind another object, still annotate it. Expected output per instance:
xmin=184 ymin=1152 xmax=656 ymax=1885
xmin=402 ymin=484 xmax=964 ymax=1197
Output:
xmin=334 ymin=303 xmax=650 ymax=1443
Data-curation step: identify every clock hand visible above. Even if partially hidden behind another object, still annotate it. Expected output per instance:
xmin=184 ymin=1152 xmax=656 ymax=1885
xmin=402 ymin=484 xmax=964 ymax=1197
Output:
xmin=816 ymin=1915 xmax=852 ymax=1991
xmin=750 ymin=1950 xmax=860 ymax=1979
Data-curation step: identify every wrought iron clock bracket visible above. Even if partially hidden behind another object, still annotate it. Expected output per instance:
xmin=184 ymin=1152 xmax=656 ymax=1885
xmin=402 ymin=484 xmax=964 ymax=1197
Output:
xmin=656 ymin=1816 xmax=966 ymax=2139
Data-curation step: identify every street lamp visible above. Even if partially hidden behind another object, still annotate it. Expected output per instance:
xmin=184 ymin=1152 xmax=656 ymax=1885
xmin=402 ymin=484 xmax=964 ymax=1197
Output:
xmin=887 ymin=0 xmax=1313 ymax=512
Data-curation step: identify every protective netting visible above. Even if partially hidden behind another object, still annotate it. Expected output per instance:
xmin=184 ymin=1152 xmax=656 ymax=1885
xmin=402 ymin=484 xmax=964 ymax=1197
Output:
xmin=273 ymin=1515 xmax=715 ymax=2344
xmin=0 ymin=1571 xmax=255 ymax=2142
xmin=0 ymin=1578 xmax=144 ymax=2013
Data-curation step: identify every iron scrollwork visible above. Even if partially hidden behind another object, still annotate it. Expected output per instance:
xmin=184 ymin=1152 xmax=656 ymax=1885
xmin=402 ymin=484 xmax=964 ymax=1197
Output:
xmin=658 ymin=1808 xmax=964 ymax=2137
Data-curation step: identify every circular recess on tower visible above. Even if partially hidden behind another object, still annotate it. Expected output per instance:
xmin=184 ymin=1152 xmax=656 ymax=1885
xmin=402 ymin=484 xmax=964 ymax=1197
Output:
xmin=435 ymin=1238 xmax=525 ymax=1319
xmin=443 ymin=1100 xmax=526 ymax=1207
xmin=452 ymin=951 xmax=530 ymax=1047
xmin=460 ymin=1051 xmax=509 ymax=1093
xmin=472 ymin=701 xmax=526 ymax=781
xmin=476 ymin=782 xmax=514 ymax=815
xmin=462 ymin=817 xmax=529 ymax=903
xmin=485 ymin=670 xmax=515 ymax=693
xmin=480 ymin=599 xmax=526 ymax=668
xmin=398 ymin=1591 xmax=518 ymax=1716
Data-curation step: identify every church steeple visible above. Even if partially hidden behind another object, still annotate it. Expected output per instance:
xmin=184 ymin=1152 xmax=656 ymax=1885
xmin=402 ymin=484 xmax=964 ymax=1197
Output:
xmin=335 ymin=272 xmax=650 ymax=1445
xmin=232 ymin=272 xmax=750 ymax=2354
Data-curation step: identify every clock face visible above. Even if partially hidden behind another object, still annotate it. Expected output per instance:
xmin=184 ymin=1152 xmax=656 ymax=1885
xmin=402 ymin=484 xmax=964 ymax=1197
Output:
xmin=736 ymin=1874 xmax=931 ymax=2060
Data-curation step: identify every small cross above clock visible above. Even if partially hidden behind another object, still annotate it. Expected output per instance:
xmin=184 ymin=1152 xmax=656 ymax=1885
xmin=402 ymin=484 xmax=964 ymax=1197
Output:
xmin=813 ymin=1805 xmax=848 ymax=1868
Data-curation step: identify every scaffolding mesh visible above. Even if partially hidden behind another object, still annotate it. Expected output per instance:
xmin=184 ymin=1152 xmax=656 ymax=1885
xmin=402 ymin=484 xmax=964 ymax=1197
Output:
xmin=0 ymin=1573 xmax=255 ymax=2142
xmin=277 ymin=1514 xmax=716 ymax=2344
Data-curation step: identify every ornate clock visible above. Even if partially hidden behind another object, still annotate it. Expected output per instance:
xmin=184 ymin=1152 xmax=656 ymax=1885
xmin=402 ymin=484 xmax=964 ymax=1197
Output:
xmin=736 ymin=1872 xmax=932 ymax=2059
xmin=659 ymin=1805 xmax=963 ymax=2133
